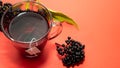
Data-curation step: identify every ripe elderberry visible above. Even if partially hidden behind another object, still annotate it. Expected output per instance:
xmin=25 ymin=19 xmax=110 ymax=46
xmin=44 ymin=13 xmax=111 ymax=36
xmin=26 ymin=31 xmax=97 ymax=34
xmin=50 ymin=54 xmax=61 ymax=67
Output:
xmin=0 ymin=1 xmax=12 ymax=31
xmin=55 ymin=37 xmax=85 ymax=67
xmin=68 ymin=36 xmax=71 ymax=40
xmin=0 ymin=1 xmax=3 ymax=7
xmin=3 ymin=3 xmax=12 ymax=8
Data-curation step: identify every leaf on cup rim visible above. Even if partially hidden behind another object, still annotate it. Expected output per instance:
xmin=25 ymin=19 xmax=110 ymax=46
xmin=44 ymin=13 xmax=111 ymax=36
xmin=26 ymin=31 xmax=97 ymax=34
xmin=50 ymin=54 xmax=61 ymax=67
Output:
xmin=12 ymin=3 xmax=22 ymax=10
xmin=49 ymin=10 xmax=79 ymax=29
xmin=25 ymin=1 xmax=30 ymax=10
xmin=29 ymin=0 xmax=79 ymax=29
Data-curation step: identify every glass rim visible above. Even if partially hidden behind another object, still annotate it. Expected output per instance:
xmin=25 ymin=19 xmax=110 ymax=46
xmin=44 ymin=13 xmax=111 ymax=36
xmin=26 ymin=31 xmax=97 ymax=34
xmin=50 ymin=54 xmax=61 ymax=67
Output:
xmin=1 ymin=1 xmax=53 ymax=44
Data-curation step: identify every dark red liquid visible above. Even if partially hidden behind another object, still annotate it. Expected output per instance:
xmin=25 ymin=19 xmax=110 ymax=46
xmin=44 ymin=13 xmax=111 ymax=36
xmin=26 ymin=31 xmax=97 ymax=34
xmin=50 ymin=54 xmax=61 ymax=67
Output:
xmin=9 ymin=11 xmax=49 ymax=42
xmin=8 ymin=11 xmax=49 ymax=58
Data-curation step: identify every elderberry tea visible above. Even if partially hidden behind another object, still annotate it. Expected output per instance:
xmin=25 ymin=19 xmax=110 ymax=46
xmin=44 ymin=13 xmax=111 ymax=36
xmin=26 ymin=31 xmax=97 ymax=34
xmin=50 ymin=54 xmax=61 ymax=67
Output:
xmin=1 ymin=1 xmax=62 ymax=58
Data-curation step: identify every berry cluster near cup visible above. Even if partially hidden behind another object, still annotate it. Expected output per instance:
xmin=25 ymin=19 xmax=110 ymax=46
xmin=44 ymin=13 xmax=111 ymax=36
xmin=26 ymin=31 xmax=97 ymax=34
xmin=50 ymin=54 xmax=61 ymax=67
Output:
xmin=0 ymin=1 xmax=12 ymax=31
xmin=0 ymin=1 xmax=48 ymax=32
xmin=55 ymin=37 xmax=85 ymax=67
xmin=0 ymin=1 xmax=12 ymax=13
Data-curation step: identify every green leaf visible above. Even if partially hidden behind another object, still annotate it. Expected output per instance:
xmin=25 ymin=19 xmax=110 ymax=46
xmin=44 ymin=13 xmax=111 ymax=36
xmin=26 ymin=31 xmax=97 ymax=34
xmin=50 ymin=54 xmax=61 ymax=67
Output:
xmin=25 ymin=1 xmax=30 ymax=10
xmin=34 ymin=0 xmax=79 ymax=29
xmin=12 ymin=3 xmax=22 ymax=9
xmin=49 ymin=10 xmax=79 ymax=29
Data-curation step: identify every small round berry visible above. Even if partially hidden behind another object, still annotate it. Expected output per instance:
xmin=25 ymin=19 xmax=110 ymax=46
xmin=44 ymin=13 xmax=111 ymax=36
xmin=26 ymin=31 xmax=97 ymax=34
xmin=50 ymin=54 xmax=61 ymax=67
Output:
xmin=82 ymin=45 xmax=85 ymax=49
xmin=55 ymin=43 xmax=61 ymax=49
xmin=65 ymin=40 xmax=70 ymax=45
xmin=75 ymin=52 xmax=81 ymax=56
xmin=73 ymin=45 xmax=77 ymax=49
xmin=80 ymin=50 xmax=85 ymax=55
xmin=75 ymin=42 xmax=80 ymax=46
xmin=57 ymin=48 xmax=63 ymax=51
xmin=62 ymin=44 xmax=65 ymax=47
xmin=62 ymin=58 xmax=67 ymax=64
xmin=81 ymin=55 xmax=85 ymax=58
xmin=58 ymin=51 xmax=64 ymax=56
xmin=68 ymin=36 xmax=71 ymax=40
xmin=3 ymin=3 xmax=12 ymax=8
xmin=64 ymin=47 xmax=67 ymax=52
xmin=67 ymin=61 xmax=72 ymax=66
xmin=76 ymin=58 xmax=81 ymax=62
xmin=1 ymin=6 xmax=7 ymax=11
xmin=0 ymin=1 xmax=3 ymax=6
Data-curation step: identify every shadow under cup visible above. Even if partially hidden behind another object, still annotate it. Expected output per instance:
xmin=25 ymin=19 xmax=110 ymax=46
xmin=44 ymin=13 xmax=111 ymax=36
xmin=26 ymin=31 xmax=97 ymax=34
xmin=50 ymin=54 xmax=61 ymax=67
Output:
xmin=1 ymin=1 xmax=57 ymax=58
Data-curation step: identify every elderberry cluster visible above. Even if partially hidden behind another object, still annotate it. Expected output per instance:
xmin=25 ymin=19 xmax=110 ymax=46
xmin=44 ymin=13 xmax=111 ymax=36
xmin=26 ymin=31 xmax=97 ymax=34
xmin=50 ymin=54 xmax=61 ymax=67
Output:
xmin=0 ymin=1 xmax=12 ymax=31
xmin=56 ymin=37 xmax=85 ymax=67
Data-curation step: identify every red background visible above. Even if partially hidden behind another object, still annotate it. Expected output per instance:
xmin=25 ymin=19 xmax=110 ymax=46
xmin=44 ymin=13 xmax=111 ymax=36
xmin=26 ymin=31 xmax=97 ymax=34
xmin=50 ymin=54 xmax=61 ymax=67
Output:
xmin=0 ymin=0 xmax=120 ymax=68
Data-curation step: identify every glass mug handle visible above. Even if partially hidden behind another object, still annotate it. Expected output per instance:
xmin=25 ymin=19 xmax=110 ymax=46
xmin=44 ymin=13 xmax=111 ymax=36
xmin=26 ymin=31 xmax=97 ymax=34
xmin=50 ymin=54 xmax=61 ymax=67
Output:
xmin=48 ymin=21 xmax=63 ymax=40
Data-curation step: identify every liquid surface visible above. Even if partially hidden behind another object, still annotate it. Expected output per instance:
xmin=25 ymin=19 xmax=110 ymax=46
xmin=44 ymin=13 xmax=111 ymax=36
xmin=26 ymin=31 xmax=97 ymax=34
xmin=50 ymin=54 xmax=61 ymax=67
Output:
xmin=9 ymin=12 xmax=49 ymax=42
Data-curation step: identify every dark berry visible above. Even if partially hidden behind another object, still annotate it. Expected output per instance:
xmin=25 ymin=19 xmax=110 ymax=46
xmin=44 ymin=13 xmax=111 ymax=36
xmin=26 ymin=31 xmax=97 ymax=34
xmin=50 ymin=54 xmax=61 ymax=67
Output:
xmin=68 ymin=45 xmax=72 ymax=48
xmin=82 ymin=45 xmax=85 ymax=49
xmin=62 ymin=59 xmax=67 ymax=65
xmin=80 ymin=50 xmax=85 ymax=55
xmin=67 ymin=61 xmax=72 ymax=66
xmin=66 ymin=56 xmax=70 ymax=60
xmin=71 ymin=51 xmax=75 ymax=54
xmin=73 ymin=45 xmax=77 ymax=49
xmin=0 ymin=3 xmax=12 ymax=12
xmin=55 ymin=37 xmax=85 ymax=67
xmin=0 ymin=2 xmax=13 ymax=32
xmin=62 ymin=44 xmax=65 ymax=47
xmin=65 ymin=40 xmax=70 ymax=45
xmin=70 ymin=47 xmax=74 ymax=51
xmin=80 ymin=55 xmax=85 ymax=58
xmin=58 ymin=51 xmax=64 ymax=56
xmin=66 ymin=50 xmax=71 ymax=55
xmin=1 ymin=3 xmax=12 ymax=12
xmin=0 ymin=1 xmax=3 ymax=6
xmin=72 ymin=59 xmax=76 ymax=64
xmin=75 ymin=52 xmax=81 ymax=56
xmin=76 ymin=58 xmax=81 ymax=62
xmin=76 ymin=55 xmax=80 ymax=58
xmin=64 ymin=47 xmax=67 ymax=52
xmin=79 ymin=45 xmax=84 ymax=50
xmin=1 ymin=6 xmax=7 ymax=11
xmin=74 ymin=42 xmax=80 ymax=46
xmin=3 ymin=3 xmax=12 ymax=8
xmin=55 ymin=43 xmax=61 ymax=49
xmin=77 ymin=46 xmax=83 ymax=51
xmin=71 ymin=40 xmax=76 ymax=45
xmin=68 ymin=36 xmax=71 ymax=40
xmin=57 ymin=48 xmax=62 ymax=51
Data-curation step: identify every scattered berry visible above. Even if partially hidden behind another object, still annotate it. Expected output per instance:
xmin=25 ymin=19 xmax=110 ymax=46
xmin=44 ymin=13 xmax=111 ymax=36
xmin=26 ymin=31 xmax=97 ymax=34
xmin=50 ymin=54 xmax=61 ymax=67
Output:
xmin=62 ymin=44 xmax=65 ymax=47
xmin=68 ymin=36 xmax=71 ymax=40
xmin=55 ymin=37 xmax=85 ymax=67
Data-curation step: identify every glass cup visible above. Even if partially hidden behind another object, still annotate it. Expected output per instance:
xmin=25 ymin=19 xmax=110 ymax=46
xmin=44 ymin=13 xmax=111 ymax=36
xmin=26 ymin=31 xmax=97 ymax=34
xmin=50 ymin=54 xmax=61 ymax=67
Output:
xmin=0 ymin=1 xmax=62 ymax=58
